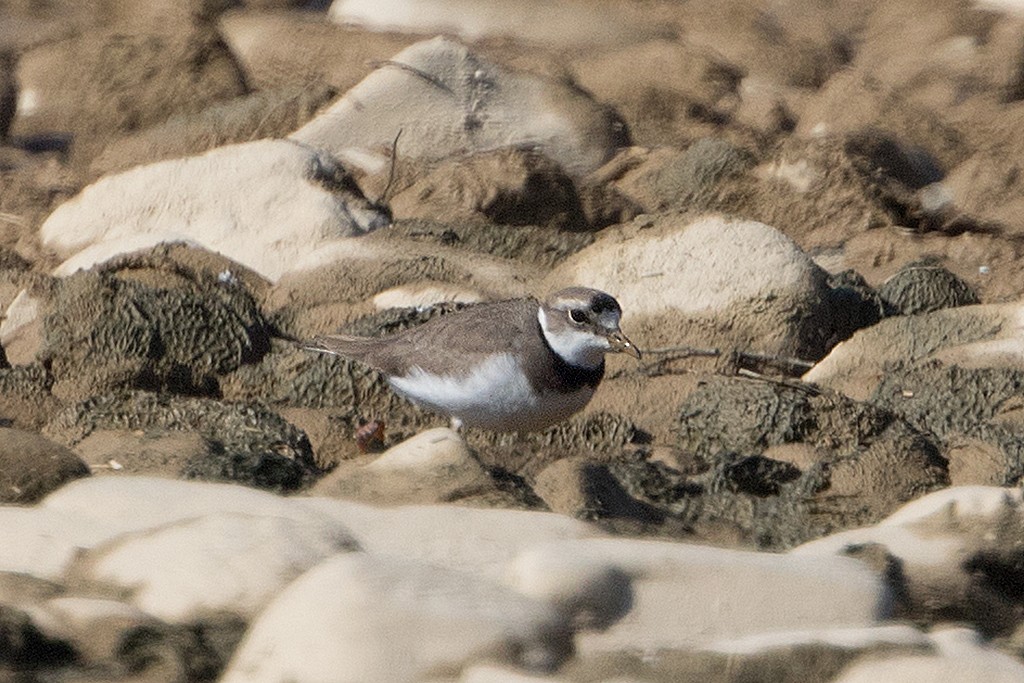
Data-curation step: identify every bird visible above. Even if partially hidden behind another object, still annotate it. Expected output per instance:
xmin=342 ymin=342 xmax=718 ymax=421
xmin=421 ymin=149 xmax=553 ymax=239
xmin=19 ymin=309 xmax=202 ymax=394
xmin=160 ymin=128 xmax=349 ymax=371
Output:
xmin=304 ymin=287 xmax=641 ymax=431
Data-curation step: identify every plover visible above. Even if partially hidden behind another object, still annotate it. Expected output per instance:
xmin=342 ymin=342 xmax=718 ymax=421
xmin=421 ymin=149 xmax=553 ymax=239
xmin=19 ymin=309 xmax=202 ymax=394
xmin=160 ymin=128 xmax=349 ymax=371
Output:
xmin=305 ymin=287 xmax=640 ymax=431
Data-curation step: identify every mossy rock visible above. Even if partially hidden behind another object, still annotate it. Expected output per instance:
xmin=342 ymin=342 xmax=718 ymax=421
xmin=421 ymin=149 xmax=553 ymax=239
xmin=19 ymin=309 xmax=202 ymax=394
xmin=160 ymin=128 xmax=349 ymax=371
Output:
xmin=44 ymin=391 xmax=318 ymax=492
xmin=662 ymin=376 xmax=950 ymax=548
xmin=872 ymin=363 xmax=1024 ymax=485
xmin=42 ymin=267 xmax=271 ymax=400
xmin=878 ymin=261 xmax=979 ymax=315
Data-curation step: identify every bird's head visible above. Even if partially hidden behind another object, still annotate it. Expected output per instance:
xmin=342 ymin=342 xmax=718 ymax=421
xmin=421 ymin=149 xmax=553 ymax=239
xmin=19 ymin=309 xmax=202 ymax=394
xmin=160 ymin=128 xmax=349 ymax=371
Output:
xmin=538 ymin=287 xmax=641 ymax=369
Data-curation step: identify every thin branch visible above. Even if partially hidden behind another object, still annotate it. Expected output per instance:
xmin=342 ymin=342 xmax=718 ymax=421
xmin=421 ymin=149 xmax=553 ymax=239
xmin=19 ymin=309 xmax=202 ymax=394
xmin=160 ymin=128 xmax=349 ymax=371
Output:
xmin=643 ymin=345 xmax=722 ymax=358
xmin=376 ymin=128 xmax=403 ymax=206
xmin=371 ymin=60 xmax=454 ymax=95
xmin=737 ymin=368 xmax=821 ymax=394
xmin=732 ymin=350 xmax=815 ymax=372
xmin=613 ymin=345 xmax=817 ymax=380
xmin=643 ymin=345 xmax=813 ymax=371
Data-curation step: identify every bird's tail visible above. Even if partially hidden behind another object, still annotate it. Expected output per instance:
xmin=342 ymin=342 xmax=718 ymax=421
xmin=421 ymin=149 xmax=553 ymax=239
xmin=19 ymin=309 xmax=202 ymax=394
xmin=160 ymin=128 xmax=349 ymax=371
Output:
xmin=302 ymin=334 xmax=378 ymax=359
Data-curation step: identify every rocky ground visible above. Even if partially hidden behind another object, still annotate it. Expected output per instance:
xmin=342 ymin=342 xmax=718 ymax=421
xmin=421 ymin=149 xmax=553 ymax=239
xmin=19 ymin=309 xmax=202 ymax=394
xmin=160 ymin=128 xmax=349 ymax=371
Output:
xmin=1 ymin=0 xmax=1024 ymax=681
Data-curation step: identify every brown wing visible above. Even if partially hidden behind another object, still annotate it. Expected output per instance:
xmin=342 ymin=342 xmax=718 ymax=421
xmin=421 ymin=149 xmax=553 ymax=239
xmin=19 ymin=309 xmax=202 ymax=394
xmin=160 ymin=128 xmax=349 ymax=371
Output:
xmin=305 ymin=297 xmax=542 ymax=377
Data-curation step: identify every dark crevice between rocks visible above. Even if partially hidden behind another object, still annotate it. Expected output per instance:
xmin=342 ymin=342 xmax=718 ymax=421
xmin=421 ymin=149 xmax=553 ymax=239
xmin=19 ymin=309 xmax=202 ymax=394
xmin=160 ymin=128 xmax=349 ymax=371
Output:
xmin=823 ymin=269 xmax=886 ymax=348
xmin=116 ymin=614 xmax=246 ymax=683
xmin=0 ymin=604 xmax=77 ymax=670
xmin=484 ymin=466 xmax=549 ymax=510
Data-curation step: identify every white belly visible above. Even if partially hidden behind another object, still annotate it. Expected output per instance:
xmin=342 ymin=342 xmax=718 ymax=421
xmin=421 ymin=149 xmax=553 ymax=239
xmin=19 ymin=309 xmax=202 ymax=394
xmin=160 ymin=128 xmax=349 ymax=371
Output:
xmin=388 ymin=353 xmax=595 ymax=431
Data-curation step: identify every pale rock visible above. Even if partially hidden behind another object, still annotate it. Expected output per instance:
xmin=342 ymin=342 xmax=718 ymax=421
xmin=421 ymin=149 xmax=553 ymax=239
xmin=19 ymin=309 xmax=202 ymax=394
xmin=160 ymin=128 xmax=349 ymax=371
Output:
xmin=220 ymin=553 xmax=573 ymax=683
xmin=580 ymin=624 xmax=931 ymax=683
xmin=506 ymin=543 xmax=632 ymax=629
xmin=301 ymin=498 xmax=602 ymax=579
xmin=372 ymin=284 xmax=487 ymax=311
xmin=10 ymin=476 xmax=597 ymax=597
xmin=706 ymin=624 xmax=932 ymax=655
xmin=504 ymin=537 xmax=890 ymax=654
xmin=547 ymin=215 xmax=823 ymax=316
xmin=544 ymin=214 xmax=833 ymax=354
xmin=793 ymin=487 xmax=1024 ymax=635
xmin=834 ymin=626 xmax=1024 ymax=683
xmin=792 ymin=486 xmax=1023 ymax=563
xmin=804 ymin=302 xmax=1024 ymax=401
xmin=879 ymin=485 xmax=1023 ymax=527
xmin=7 ymin=476 xmax=360 ymax=583
xmin=41 ymin=476 xmax=348 ymax=538
xmin=311 ymin=428 xmax=498 ymax=504
xmin=977 ymin=0 xmax=1024 ymax=14
xmin=37 ymin=139 xmax=389 ymax=283
xmin=0 ymin=507 xmax=116 ymax=580
xmin=78 ymin=512 xmax=357 ymax=622
xmin=793 ymin=525 xmax=961 ymax=568
xmin=290 ymin=37 xmax=626 ymax=177
xmin=328 ymin=0 xmax=671 ymax=47
xmin=364 ymin=428 xmax=468 ymax=471
xmin=0 ymin=288 xmax=40 ymax=365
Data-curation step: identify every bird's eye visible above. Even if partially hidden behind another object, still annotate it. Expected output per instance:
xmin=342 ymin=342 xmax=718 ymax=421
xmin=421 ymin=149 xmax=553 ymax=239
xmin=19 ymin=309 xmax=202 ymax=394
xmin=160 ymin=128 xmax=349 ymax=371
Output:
xmin=569 ymin=309 xmax=587 ymax=324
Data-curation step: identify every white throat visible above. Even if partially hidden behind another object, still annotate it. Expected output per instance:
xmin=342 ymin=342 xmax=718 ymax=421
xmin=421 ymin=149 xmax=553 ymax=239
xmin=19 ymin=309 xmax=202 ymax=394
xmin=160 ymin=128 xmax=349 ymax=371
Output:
xmin=538 ymin=308 xmax=608 ymax=369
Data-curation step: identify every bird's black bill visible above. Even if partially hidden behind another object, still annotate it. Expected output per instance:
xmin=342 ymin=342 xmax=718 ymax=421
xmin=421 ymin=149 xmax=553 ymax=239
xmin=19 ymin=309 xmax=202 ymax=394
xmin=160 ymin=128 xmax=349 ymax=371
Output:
xmin=607 ymin=330 xmax=641 ymax=359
